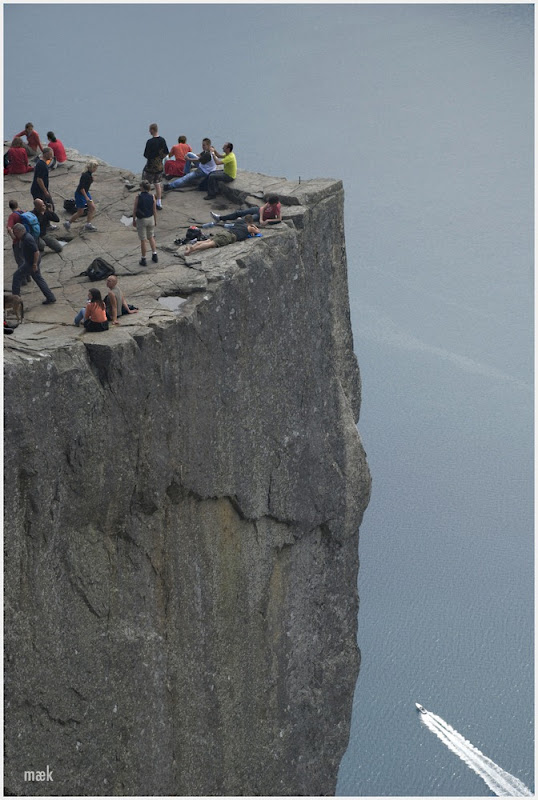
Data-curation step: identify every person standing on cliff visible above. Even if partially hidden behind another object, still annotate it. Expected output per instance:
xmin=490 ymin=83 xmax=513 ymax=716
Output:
xmin=143 ymin=123 xmax=168 ymax=211
xmin=11 ymin=223 xmax=56 ymax=304
xmin=132 ymin=180 xmax=158 ymax=266
xmin=30 ymin=148 xmax=54 ymax=206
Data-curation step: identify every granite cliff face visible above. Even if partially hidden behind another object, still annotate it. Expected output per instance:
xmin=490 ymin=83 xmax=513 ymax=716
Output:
xmin=4 ymin=154 xmax=371 ymax=796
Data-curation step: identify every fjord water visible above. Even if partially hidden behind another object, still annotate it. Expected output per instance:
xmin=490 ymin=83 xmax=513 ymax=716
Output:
xmin=4 ymin=4 xmax=533 ymax=796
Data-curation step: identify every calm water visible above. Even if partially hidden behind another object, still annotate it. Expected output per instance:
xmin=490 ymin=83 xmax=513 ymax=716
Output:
xmin=4 ymin=4 xmax=533 ymax=796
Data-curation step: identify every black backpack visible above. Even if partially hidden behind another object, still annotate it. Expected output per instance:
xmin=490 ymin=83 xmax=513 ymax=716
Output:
xmin=174 ymin=225 xmax=208 ymax=246
xmin=63 ymin=198 xmax=77 ymax=213
xmin=79 ymin=258 xmax=116 ymax=282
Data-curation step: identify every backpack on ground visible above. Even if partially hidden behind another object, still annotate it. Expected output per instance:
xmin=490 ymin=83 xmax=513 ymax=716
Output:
xmin=63 ymin=198 xmax=77 ymax=213
xmin=79 ymin=257 xmax=116 ymax=282
xmin=174 ymin=225 xmax=208 ymax=246
xmin=19 ymin=211 xmax=41 ymax=240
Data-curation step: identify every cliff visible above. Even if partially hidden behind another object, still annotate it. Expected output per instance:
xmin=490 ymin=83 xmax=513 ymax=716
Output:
xmin=3 ymin=153 xmax=371 ymax=796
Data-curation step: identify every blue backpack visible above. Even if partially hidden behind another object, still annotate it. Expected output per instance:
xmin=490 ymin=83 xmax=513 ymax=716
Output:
xmin=19 ymin=211 xmax=41 ymax=240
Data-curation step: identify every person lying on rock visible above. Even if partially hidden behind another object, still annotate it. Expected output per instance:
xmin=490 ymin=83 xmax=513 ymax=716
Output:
xmin=74 ymin=288 xmax=109 ymax=331
xmin=184 ymin=215 xmax=260 ymax=256
xmin=33 ymin=198 xmax=65 ymax=255
xmin=209 ymin=194 xmax=282 ymax=227
xmin=105 ymin=275 xmax=139 ymax=325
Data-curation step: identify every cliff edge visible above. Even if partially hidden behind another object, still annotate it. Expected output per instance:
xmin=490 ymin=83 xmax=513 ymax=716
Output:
xmin=4 ymin=154 xmax=371 ymax=796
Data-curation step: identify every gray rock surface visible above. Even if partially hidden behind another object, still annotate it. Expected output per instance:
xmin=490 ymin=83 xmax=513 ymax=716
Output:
xmin=4 ymin=151 xmax=371 ymax=796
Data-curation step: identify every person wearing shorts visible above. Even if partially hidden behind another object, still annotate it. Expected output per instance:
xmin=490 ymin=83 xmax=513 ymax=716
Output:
xmin=142 ymin=123 xmax=168 ymax=210
xmin=64 ymin=161 xmax=99 ymax=232
xmin=133 ymin=180 xmax=157 ymax=266
xmin=184 ymin=216 xmax=260 ymax=255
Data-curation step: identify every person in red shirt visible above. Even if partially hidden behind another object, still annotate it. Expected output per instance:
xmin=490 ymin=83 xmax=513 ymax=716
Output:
xmin=46 ymin=131 xmax=67 ymax=167
xmin=4 ymin=138 xmax=34 ymax=175
xmin=14 ymin=123 xmax=43 ymax=157
xmin=165 ymin=135 xmax=192 ymax=178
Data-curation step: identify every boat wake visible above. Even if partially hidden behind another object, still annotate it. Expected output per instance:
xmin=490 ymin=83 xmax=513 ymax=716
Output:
xmin=416 ymin=704 xmax=532 ymax=797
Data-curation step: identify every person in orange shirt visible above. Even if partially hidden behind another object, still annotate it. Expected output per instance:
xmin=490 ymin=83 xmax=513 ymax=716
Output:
xmin=164 ymin=135 xmax=192 ymax=178
xmin=74 ymin=288 xmax=109 ymax=331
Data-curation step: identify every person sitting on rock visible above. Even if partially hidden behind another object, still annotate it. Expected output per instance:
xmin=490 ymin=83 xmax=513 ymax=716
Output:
xmin=164 ymin=135 xmax=192 ymax=178
xmin=164 ymin=138 xmax=216 ymax=191
xmin=4 ymin=137 xmax=34 ymax=175
xmin=105 ymin=275 xmax=139 ymax=325
xmin=33 ymin=198 xmax=64 ymax=255
xmin=132 ymin=180 xmax=158 ymax=266
xmin=210 ymin=194 xmax=282 ymax=227
xmin=184 ymin=215 xmax=260 ymax=255
xmin=46 ymin=132 xmax=67 ymax=168
xmin=14 ymin=122 xmax=43 ymax=158
xmin=74 ymin=288 xmax=109 ymax=331
xmin=64 ymin=160 xmax=99 ymax=232
xmin=202 ymin=142 xmax=237 ymax=200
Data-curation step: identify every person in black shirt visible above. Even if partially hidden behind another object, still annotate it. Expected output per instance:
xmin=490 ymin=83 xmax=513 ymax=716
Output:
xmin=184 ymin=216 xmax=260 ymax=255
xmin=30 ymin=148 xmax=53 ymax=204
xmin=132 ymin=180 xmax=158 ymax=266
xmin=143 ymin=123 xmax=168 ymax=210
xmin=33 ymin=198 xmax=64 ymax=254
xmin=64 ymin=161 xmax=99 ymax=232
xmin=11 ymin=224 xmax=56 ymax=303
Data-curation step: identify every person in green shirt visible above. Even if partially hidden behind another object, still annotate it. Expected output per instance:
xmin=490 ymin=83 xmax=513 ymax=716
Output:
xmin=203 ymin=142 xmax=237 ymax=200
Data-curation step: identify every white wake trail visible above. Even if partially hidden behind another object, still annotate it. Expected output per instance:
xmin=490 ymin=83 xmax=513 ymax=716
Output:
xmin=419 ymin=708 xmax=532 ymax=797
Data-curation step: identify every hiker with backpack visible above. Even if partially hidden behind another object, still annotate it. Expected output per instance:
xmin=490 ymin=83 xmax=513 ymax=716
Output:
xmin=10 ymin=223 xmax=56 ymax=305
xmin=6 ymin=200 xmax=41 ymax=283
xmin=74 ymin=288 xmax=109 ymax=331
xmin=132 ymin=180 xmax=158 ymax=266
xmin=64 ymin=161 xmax=99 ymax=233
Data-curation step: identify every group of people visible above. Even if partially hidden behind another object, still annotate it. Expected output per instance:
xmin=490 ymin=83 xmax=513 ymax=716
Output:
xmin=5 ymin=121 xmax=284 ymax=330
xmin=4 ymin=123 xmax=66 ymax=175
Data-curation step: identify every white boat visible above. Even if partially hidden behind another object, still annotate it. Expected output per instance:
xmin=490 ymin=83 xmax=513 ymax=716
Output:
xmin=415 ymin=702 xmax=426 ymax=713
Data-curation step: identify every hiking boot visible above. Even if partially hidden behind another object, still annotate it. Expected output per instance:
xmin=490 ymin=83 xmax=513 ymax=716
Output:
xmin=210 ymin=211 xmax=221 ymax=221
xmin=152 ymin=253 xmax=158 ymax=263
xmin=85 ymin=223 xmax=97 ymax=232
xmin=139 ymin=257 xmax=147 ymax=266
xmin=42 ymin=297 xmax=56 ymax=305
xmin=156 ymin=204 xmax=163 ymax=211
xmin=63 ymin=220 xmax=71 ymax=230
